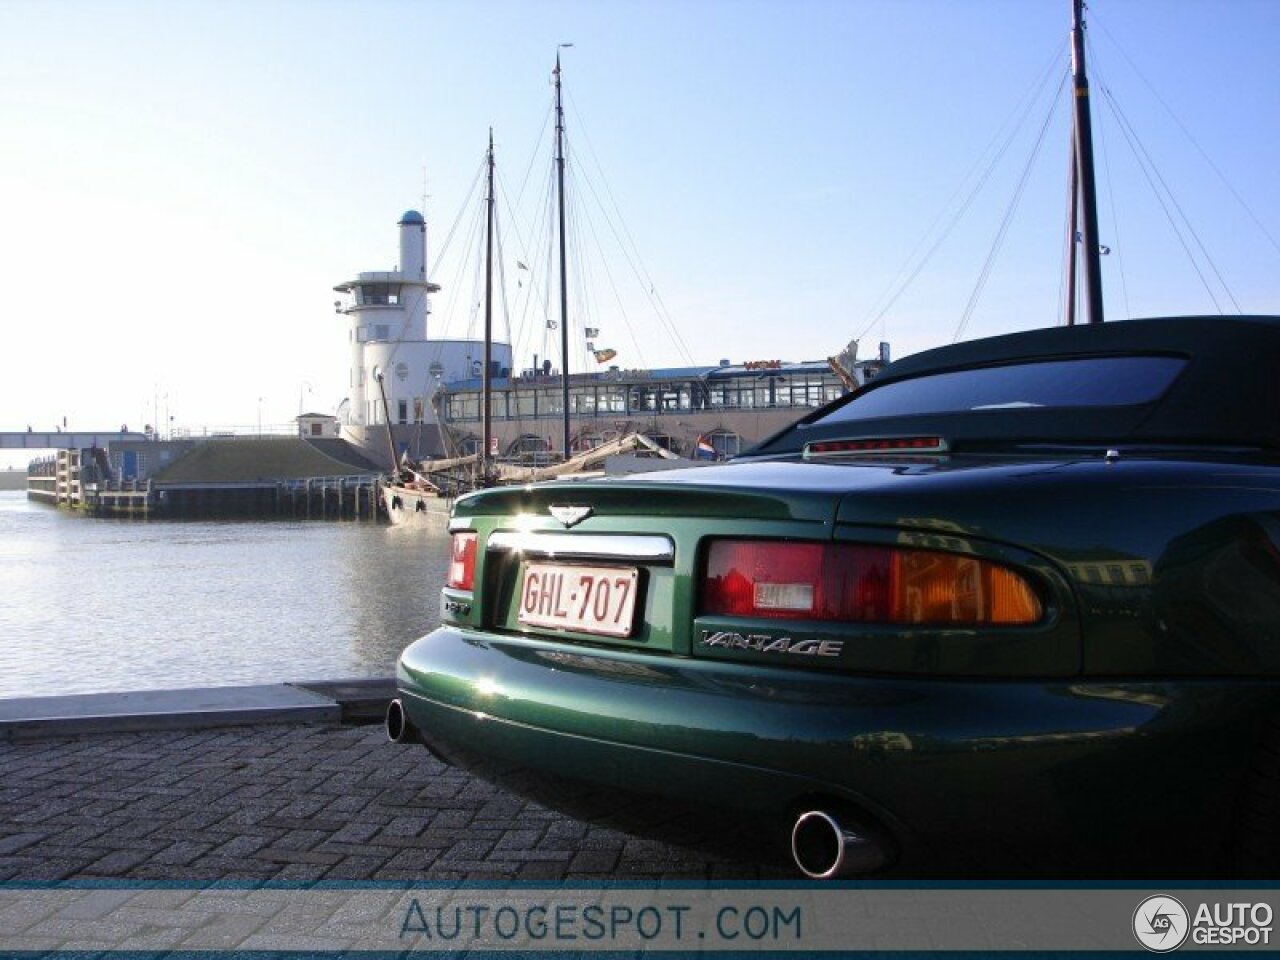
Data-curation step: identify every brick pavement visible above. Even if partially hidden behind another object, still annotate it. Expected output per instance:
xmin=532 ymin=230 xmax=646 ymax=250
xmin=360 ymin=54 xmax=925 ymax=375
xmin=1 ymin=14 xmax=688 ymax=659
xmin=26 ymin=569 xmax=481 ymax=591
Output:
xmin=0 ymin=722 xmax=787 ymax=882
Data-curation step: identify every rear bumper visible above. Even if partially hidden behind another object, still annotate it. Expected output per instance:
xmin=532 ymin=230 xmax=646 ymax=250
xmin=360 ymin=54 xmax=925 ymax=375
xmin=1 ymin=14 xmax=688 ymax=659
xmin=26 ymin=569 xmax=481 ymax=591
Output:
xmin=397 ymin=626 xmax=1274 ymax=872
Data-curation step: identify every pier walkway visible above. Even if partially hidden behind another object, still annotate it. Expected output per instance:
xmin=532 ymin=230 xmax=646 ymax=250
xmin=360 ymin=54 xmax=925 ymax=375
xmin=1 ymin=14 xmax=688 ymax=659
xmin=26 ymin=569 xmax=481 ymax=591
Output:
xmin=0 ymin=431 xmax=148 ymax=449
xmin=0 ymin=682 xmax=777 ymax=883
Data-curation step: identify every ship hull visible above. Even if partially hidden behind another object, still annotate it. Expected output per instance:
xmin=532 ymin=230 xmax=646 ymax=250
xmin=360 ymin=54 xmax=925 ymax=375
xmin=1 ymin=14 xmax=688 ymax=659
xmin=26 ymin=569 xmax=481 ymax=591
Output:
xmin=381 ymin=481 xmax=449 ymax=527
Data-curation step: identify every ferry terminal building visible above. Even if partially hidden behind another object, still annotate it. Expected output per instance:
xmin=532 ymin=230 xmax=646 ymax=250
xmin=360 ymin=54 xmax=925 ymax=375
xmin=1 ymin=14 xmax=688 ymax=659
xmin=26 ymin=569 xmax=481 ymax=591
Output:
xmin=336 ymin=212 xmax=885 ymax=464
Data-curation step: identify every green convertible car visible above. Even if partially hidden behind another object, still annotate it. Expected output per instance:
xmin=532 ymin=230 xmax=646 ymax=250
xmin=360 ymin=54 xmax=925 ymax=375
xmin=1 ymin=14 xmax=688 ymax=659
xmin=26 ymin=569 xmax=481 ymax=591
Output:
xmin=390 ymin=315 xmax=1280 ymax=877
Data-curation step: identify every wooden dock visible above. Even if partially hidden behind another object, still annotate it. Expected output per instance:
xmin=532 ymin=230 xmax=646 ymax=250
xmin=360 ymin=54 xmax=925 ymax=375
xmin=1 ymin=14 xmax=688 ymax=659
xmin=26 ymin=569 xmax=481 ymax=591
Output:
xmin=24 ymin=439 xmax=386 ymax=521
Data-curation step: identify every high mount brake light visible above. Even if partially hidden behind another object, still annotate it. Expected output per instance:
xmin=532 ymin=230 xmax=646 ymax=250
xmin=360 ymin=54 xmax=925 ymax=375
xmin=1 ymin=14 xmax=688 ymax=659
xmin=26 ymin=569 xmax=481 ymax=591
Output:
xmin=702 ymin=539 xmax=1041 ymax=626
xmin=803 ymin=436 xmax=948 ymax=458
xmin=447 ymin=531 xmax=478 ymax=590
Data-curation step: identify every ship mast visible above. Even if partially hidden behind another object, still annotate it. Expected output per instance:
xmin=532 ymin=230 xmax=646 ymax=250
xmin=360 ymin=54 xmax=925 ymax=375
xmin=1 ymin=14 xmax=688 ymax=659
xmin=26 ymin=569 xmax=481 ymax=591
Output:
xmin=1065 ymin=129 xmax=1078 ymax=325
xmin=482 ymin=128 xmax=495 ymax=479
xmin=554 ymin=50 xmax=571 ymax=458
xmin=1070 ymin=0 xmax=1105 ymax=324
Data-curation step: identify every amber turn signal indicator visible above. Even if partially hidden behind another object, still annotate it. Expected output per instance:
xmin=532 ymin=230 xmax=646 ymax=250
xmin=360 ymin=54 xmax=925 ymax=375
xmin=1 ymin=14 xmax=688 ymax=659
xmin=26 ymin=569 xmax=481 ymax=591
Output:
xmin=702 ymin=539 xmax=1042 ymax=625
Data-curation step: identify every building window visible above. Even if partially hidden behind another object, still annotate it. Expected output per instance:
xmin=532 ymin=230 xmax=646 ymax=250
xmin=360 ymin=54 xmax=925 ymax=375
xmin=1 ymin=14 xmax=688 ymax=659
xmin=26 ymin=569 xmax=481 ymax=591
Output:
xmin=358 ymin=283 xmax=401 ymax=305
xmin=375 ymin=324 xmax=391 ymax=340
xmin=709 ymin=430 xmax=740 ymax=459
xmin=397 ymin=400 xmax=408 ymax=424
xmin=513 ymin=391 xmax=537 ymax=418
xmin=413 ymin=398 xmax=424 ymax=423
xmin=447 ymin=394 xmax=479 ymax=421
xmin=536 ymin=390 xmax=563 ymax=416
xmin=310 ymin=423 xmax=323 ymax=437
xmin=598 ymin=387 xmax=626 ymax=414
xmin=572 ymin=388 xmax=596 ymax=416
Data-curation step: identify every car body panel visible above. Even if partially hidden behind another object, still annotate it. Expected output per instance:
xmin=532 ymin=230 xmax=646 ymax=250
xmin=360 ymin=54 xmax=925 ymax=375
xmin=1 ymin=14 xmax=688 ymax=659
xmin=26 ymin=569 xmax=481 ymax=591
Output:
xmin=397 ymin=627 xmax=1269 ymax=871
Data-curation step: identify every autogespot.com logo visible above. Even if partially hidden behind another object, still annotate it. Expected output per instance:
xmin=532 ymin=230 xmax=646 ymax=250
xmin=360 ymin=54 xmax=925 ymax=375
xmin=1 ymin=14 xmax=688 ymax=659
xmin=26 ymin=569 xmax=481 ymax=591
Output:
xmin=1133 ymin=895 xmax=1190 ymax=953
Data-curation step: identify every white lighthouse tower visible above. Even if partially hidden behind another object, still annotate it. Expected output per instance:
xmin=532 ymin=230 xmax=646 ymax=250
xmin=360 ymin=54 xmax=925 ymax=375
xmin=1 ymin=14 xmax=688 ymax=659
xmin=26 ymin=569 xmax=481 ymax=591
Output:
xmin=334 ymin=210 xmax=512 ymax=465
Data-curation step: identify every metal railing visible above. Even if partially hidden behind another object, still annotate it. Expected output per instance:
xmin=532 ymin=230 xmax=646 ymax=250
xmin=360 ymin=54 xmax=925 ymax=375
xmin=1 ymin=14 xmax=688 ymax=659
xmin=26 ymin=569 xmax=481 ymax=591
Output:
xmin=170 ymin=424 xmax=302 ymax=439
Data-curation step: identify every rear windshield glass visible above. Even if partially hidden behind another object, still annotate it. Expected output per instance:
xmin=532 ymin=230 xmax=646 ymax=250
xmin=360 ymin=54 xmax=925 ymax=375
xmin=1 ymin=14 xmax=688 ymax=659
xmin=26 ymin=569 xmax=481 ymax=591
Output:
xmin=815 ymin=355 xmax=1186 ymax=425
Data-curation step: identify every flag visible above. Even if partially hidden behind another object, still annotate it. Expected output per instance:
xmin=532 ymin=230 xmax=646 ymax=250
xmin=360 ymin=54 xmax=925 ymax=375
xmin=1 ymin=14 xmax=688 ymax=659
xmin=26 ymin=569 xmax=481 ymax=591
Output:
xmin=695 ymin=435 xmax=717 ymax=460
xmin=1074 ymin=231 xmax=1111 ymax=255
xmin=516 ymin=260 xmax=529 ymax=270
xmin=584 ymin=327 xmax=599 ymax=338
xmin=586 ymin=341 xmax=596 ymax=352
xmin=593 ymin=348 xmax=617 ymax=364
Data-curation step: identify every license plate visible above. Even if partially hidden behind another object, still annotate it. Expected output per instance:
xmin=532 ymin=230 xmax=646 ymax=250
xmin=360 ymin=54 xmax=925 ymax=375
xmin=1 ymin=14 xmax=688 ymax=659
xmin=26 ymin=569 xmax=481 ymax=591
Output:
xmin=518 ymin=563 xmax=639 ymax=638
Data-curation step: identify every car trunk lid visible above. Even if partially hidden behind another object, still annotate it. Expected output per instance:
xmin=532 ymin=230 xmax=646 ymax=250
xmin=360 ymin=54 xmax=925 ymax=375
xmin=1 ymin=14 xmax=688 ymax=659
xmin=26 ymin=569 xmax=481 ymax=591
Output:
xmin=450 ymin=456 xmax=1080 ymax=674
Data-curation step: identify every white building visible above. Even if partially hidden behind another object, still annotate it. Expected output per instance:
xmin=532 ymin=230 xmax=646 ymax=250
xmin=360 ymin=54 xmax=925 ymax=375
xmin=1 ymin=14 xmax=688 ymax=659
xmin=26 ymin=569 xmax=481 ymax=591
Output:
xmin=334 ymin=210 xmax=512 ymax=464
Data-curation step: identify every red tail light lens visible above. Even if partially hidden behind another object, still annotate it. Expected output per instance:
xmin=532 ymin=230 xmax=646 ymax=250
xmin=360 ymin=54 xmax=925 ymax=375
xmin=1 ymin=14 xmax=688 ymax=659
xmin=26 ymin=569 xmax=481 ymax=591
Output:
xmin=702 ymin=539 xmax=1041 ymax=625
xmin=447 ymin=531 xmax=478 ymax=590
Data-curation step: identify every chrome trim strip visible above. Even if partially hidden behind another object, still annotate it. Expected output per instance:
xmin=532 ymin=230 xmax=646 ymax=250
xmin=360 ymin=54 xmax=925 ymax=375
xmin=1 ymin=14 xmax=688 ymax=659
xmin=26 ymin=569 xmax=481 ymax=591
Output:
xmin=488 ymin=531 xmax=675 ymax=563
xmin=803 ymin=436 xmax=949 ymax=460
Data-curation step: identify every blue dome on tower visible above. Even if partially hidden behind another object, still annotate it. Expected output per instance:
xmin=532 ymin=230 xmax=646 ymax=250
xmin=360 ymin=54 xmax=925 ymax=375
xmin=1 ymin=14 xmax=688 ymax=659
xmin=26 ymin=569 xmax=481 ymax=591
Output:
xmin=398 ymin=210 xmax=425 ymax=225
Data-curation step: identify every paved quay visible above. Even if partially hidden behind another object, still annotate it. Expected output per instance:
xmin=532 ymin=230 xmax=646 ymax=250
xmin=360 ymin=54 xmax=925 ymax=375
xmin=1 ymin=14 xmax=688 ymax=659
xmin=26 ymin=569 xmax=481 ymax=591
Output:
xmin=0 ymin=683 xmax=784 ymax=883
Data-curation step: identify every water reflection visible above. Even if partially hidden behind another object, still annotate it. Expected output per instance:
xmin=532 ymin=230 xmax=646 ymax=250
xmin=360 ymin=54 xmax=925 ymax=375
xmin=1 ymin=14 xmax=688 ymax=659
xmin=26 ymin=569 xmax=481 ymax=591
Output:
xmin=0 ymin=492 xmax=449 ymax=697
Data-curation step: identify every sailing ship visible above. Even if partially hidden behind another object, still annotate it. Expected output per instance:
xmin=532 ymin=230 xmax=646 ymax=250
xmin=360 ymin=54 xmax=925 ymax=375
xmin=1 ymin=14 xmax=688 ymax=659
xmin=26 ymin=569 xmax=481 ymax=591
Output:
xmin=378 ymin=111 xmax=687 ymax=526
xmin=378 ymin=57 xmax=886 ymax=525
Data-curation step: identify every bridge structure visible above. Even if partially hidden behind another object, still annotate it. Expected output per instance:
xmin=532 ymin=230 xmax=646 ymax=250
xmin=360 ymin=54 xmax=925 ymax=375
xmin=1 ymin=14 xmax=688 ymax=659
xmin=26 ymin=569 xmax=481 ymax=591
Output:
xmin=0 ymin=431 xmax=149 ymax=450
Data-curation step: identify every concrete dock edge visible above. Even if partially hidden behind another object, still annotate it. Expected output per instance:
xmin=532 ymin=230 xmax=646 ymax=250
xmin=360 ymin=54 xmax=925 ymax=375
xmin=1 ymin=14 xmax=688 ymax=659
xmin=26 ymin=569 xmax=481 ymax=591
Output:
xmin=0 ymin=678 xmax=395 ymax=741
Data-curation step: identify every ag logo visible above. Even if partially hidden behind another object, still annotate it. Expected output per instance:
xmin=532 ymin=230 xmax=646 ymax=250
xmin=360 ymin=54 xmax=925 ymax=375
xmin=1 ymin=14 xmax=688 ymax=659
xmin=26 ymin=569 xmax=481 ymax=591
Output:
xmin=1133 ymin=895 xmax=1189 ymax=952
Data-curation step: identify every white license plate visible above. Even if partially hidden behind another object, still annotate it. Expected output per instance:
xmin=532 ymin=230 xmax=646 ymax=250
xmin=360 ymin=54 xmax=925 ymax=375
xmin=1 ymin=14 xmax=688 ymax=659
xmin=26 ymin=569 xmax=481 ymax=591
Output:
xmin=518 ymin=563 xmax=639 ymax=638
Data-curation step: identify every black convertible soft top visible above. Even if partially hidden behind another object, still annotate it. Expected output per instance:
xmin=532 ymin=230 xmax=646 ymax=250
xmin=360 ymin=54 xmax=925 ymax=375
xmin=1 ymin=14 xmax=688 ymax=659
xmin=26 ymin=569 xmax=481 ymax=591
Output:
xmin=755 ymin=316 xmax=1280 ymax=454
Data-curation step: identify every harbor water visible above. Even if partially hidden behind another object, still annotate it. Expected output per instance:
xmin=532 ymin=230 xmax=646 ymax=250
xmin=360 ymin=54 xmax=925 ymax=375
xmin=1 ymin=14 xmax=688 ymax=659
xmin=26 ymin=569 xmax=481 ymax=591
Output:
xmin=0 ymin=491 xmax=450 ymax=698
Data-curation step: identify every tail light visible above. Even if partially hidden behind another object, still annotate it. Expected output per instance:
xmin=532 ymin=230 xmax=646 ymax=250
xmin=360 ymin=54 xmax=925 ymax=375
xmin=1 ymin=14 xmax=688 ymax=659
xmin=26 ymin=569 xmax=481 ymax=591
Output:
xmin=702 ymin=539 xmax=1041 ymax=625
xmin=447 ymin=531 xmax=478 ymax=590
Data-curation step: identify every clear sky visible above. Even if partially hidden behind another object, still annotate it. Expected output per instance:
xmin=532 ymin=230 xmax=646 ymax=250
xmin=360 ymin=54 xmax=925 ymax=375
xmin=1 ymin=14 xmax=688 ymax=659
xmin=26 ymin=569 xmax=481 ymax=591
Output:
xmin=1 ymin=0 xmax=1277 ymax=467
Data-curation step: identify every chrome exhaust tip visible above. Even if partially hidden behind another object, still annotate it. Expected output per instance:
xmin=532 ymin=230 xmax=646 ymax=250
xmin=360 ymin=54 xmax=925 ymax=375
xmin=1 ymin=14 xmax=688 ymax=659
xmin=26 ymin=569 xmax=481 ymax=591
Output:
xmin=791 ymin=809 xmax=889 ymax=879
xmin=385 ymin=698 xmax=410 ymax=743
